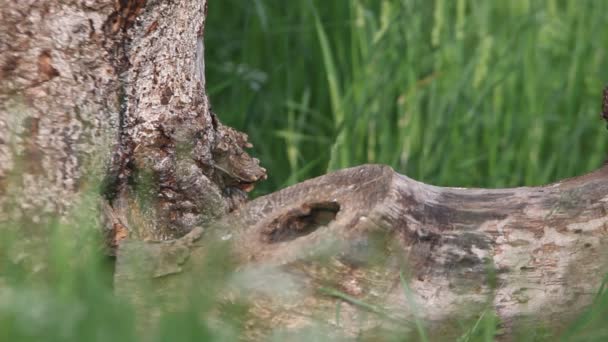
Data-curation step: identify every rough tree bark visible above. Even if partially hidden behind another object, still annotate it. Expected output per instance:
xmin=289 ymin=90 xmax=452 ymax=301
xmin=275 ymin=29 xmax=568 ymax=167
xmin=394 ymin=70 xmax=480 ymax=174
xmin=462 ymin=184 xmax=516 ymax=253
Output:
xmin=116 ymin=164 xmax=608 ymax=338
xmin=1 ymin=0 xmax=265 ymax=246
xmin=1 ymin=1 xmax=119 ymax=216
xmin=2 ymin=0 xmax=608 ymax=340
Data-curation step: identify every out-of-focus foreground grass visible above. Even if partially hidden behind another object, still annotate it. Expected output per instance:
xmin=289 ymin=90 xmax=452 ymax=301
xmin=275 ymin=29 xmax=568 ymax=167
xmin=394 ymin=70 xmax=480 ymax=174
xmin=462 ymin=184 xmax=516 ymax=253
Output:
xmin=3 ymin=1 xmax=608 ymax=341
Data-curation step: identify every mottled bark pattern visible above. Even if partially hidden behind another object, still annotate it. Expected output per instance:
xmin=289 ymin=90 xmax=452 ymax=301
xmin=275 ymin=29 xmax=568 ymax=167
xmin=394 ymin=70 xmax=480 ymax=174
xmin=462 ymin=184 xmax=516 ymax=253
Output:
xmin=3 ymin=1 xmax=608 ymax=340
xmin=0 ymin=0 xmax=266 ymax=244
xmin=0 ymin=0 xmax=119 ymax=218
xmin=116 ymin=164 xmax=608 ymax=338
xmin=104 ymin=0 xmax=266 ymax=243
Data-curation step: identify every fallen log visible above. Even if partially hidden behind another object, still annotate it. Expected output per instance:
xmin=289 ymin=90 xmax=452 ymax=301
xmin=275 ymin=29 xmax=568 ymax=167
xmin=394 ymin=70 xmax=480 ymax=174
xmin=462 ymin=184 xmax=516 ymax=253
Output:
xmin=3 ymin=0 xmax=605 ymax=338
xmin=116 ymin=162 xmax=608 ymax=338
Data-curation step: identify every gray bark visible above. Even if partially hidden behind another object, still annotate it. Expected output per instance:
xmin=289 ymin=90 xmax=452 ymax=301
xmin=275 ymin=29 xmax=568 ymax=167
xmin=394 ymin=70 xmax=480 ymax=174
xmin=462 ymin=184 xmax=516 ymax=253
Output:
xmin=0 ymin=0 xmax=265 ymax=248
xmin=116 ymin=164 xmax=608 ymax=338
xmin=1 ymin=0 xmax=119 ymax=217
xmin=2 ymin=0 xmax=607 ymax=340
xmin=101 ymin=0 xmax=265 ymax=246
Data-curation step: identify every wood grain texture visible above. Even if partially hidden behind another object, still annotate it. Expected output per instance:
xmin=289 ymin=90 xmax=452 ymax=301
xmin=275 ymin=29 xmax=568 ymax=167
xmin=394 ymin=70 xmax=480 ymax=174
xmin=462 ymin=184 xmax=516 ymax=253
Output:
xmin=3 ymin=1 xmax=607 ymax=339
xmin=116 ymin=164 xmax=608 ymax=338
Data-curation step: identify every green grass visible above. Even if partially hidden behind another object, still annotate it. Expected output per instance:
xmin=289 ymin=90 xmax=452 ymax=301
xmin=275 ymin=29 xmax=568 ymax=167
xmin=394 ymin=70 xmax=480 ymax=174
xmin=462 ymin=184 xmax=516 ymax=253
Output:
xmin=4 ymin=0 xmax=608 ymax=340
xmin=206 ymin=0 xmax=608 ymax=194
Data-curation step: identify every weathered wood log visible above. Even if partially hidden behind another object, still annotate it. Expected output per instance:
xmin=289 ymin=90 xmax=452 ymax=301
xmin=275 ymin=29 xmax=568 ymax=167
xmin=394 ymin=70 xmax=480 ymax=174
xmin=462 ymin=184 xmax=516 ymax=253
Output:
xmin=116 ymin=163 xmax=608 ymax=338
xmin=3 ymin=0 xmax=608 ymax=339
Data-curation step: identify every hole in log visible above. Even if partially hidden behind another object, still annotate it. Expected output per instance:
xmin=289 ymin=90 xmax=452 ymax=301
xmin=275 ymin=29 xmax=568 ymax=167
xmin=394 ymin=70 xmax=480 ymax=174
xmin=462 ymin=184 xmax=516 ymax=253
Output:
xmin=263 ymin=201 xmax=340 ymax=243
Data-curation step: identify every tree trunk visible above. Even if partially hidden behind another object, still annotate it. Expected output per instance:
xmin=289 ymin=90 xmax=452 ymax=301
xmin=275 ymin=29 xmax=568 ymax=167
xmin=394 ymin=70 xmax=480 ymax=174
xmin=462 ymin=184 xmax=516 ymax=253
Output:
xmin=1 ymin=0 xmax=265 ymax=248
xmin=98 ymin=0 xmax=266 ymax=246
xmin=1 ymin=0 xmax=119 ymax=217
xmin=2 ymin=0 xmax=608 ymax=340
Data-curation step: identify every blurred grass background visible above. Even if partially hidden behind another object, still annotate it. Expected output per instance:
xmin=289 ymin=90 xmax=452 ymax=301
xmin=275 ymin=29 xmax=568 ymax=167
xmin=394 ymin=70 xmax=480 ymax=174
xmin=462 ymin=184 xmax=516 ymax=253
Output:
xmin=4 ymin=0 xmax=608 ymax=341
xmin=206 ymin=0 xmax=608 ymax=195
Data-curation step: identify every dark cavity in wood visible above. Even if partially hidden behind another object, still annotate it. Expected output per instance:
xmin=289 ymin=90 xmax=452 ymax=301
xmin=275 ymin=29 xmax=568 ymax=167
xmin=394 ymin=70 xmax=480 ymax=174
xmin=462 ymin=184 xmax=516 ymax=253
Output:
xmin=263 ymin=201 xmax=340 ymax=243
